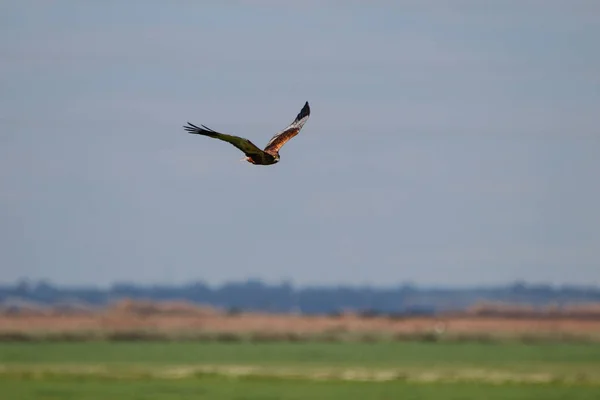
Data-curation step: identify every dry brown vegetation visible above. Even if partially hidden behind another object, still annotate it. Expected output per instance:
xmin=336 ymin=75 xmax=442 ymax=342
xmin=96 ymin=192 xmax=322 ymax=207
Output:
xmin=1 ymin=299 xmax=599 ymax=343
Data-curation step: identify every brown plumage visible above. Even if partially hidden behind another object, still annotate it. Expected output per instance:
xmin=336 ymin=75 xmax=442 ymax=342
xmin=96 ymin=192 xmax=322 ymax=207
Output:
xmin=183 ymin=101 xmax=310 ymax=165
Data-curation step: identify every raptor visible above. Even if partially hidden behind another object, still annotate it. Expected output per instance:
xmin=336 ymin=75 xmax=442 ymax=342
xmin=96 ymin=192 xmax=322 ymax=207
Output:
xmin=183 ymin=101 xmax=310 ymax=165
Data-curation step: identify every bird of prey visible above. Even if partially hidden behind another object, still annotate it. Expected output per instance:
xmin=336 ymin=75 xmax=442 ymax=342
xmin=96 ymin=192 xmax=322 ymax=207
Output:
xmin=183 ymin=101 xmax=310 ymax=165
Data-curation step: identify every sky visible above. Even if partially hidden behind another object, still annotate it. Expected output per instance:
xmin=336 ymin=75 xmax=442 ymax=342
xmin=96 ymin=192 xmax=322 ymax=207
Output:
xmin=1 ymin=1 xmax=599 ymax=288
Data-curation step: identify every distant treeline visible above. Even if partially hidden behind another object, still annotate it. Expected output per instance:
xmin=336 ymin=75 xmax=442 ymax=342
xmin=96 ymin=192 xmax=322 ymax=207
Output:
xmin=1 ymin=280 xmax=599 ymax=315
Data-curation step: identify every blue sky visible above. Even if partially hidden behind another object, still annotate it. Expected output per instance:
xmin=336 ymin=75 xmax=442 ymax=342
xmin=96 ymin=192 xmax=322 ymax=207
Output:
xmin=1 ymin=1 xmax=599 ymax=287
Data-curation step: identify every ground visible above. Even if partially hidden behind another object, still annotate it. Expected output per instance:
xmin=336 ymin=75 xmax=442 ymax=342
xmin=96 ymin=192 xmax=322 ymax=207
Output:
xmin=1 ymin=341 xmax=599 ymax=399
xmin=1 ymin=303 xmax=599 ymax=399
xmin=1 ymin=308 xmax=599 ymax=342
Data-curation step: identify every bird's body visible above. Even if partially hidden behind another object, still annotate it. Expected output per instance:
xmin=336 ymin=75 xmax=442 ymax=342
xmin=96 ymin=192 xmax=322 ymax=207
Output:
xmin=183 ymin=101 xmax=310 ymax=165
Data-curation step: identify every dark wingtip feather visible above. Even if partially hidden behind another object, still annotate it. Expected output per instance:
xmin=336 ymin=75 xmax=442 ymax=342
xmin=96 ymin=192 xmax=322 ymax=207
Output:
xmin=295 ymin=101 xmax=310 ymax=122
xmin=200 ymin=124 xmax=218 ymax=133
xmin=183 ymin=121 xmax=219 ymax=137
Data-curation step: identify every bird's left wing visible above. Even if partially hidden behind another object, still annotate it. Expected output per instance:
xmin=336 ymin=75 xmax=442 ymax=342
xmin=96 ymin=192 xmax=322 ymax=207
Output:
xmin=183 ymin=122 xmax=265 ymax=157
xmin=263 ymin=101 xmax=310 ymax=154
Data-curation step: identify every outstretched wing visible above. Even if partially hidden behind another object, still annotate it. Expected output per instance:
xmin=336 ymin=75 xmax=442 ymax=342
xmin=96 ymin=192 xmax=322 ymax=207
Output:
xmin=183 ymin=122 xmax=265 ymax=157
xmin=263 ymin=101 xmax=310 ymax=154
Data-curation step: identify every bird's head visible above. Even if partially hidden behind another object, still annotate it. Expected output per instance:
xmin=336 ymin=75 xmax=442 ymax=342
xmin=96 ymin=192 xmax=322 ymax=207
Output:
xmin=273 ymin=154 xmax=280 ymax=163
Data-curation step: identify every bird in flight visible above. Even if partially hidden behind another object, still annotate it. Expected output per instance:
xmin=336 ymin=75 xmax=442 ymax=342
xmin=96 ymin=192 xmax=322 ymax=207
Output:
xmin=183 ymin=101 xmax=310 ymax=165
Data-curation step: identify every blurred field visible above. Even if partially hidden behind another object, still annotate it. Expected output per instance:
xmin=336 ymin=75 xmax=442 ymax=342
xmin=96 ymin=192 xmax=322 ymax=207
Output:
xmin=1 ymin=341 xmax=599 ymax=399
xmin=1 ymin=300 xmax=600 ymax=398
xmin=4 ymin=375 xmax=600 ymax=400
xmin=2 ymin=299 xmax=600 ymax=343
xmin=2 ymin=375 xmax=600 ymax=400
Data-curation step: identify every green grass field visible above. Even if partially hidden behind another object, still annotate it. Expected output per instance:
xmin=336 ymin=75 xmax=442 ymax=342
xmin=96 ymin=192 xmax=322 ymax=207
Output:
xmin=1 ymin=341 xmax=599 ymax=399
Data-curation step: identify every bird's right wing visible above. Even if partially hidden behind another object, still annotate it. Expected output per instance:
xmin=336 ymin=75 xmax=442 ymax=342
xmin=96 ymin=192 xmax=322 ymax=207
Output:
xmin=183 ymin=123 xmax=265 ymax=157
xmin=263 ymin=101 xmax=310 ymax=154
